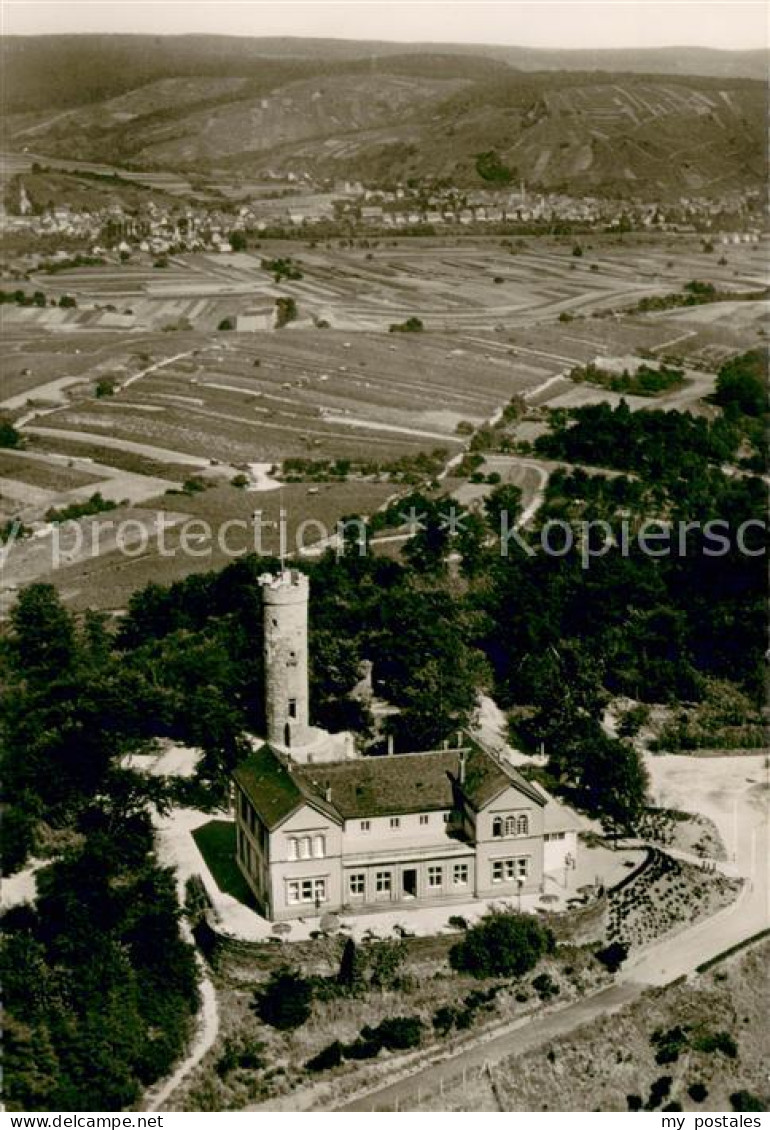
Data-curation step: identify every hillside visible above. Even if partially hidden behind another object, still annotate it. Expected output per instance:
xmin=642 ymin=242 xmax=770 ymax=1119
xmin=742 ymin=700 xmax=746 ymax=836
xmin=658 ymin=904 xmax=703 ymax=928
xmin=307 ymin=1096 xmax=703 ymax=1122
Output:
xmin=3 ymin=36 xmax=767 ymax=112
xmin=3 ymin=37 xmax=767 ymax=198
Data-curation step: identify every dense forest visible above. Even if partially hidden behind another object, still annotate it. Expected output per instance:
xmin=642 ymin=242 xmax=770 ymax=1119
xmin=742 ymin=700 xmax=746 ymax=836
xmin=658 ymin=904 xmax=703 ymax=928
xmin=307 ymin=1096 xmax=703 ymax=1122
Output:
xmin=1 ymin=350 xmax=765 ymax=1110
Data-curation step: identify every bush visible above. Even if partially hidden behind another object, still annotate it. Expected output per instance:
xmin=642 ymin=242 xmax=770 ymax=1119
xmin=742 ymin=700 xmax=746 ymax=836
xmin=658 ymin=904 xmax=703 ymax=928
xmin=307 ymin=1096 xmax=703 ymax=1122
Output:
xmin=646 ymin=1076 xmax=672 ymax=1110
xmin=449 ymin=910 xmax=553 ymax=979
xmin=432 ymin=1006 xmax=458 ymax=1036
xmin=626 ymin=1095 xmax=643 ymax=1111
xmin=687 ymin=1082 xmax=708 ymax=1103
xmin=343 ymin=1037 xmax=381 ymax=1060
xmin=692 ymin=1029 xmax=738 ymax=1058
xmin=531 ymin=972 xmax=560 ymax=1000
xmin=450 ymin=908 xmax=551 ymax=980
xmin=0 ymin=418 xmax=22 ymax=449
xmin=306 ymin=1041 xmax=343 ymax=1072
xmin=217 ymin=318 xmax=235 ymax=331
xmin=448 ymin=915 xmax=469 ymax=931
xmin=361 ymin=1015 xmax=422 ymax=1052
xmin=255 ymin=968 xmax=312 ymax=1031
xmin=389 ymin=316 xmax=424 ymax=333
xmin=594 ymin=941 xmax=629 ymax=973
xmin=730 ymin=1091 xmax=766 ymax=1112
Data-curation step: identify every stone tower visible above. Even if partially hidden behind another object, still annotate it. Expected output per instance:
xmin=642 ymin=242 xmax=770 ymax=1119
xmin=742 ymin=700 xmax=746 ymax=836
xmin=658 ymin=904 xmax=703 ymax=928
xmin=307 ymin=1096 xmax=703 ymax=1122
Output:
xmin=260 ymin=570 xmax=311 ymax=749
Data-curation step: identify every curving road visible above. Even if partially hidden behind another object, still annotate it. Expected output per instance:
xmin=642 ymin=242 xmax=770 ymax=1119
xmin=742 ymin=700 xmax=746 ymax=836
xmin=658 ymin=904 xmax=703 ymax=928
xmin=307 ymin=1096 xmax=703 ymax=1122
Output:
xmin=337 ymin=753 xmax=769 ymax=1111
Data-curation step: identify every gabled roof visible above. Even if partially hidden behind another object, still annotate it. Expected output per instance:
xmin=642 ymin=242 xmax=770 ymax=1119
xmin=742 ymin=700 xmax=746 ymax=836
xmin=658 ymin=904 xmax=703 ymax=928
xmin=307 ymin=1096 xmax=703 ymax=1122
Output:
xmin=233 ymin=737 xmax=544 ymax=828
xmin=232 ymin=744 xmax=340 ymax=831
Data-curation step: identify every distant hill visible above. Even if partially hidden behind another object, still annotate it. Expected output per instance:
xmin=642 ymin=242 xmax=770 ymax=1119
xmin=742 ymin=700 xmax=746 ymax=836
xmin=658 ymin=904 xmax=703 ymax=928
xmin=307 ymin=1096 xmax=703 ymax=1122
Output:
xmin=3 ymin=35 xmax=767 ymax=198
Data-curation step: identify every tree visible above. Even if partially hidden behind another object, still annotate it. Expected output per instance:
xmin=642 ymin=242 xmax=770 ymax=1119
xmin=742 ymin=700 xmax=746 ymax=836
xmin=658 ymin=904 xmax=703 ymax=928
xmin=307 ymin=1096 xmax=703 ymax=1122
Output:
xmin=228 ymin=231 xmax=248 ymax=252
xmin=217 ymin=317 xmax=235 ymax=331
xmin=449 ymin=910 xmax=553 ymax=978
xmin=275 ymin=297 xmax=298 ymax=328
xmin=7 ymin=584 xmax=76 ymax=680
xmin=0 ymin=417 xmax=22 ymax=449
xmin=713 ymin=349 xmax=767 ymax=418
xmin=475 ymin=150 xmax=513 ymax=185
xmin=337 ymin=936 xmax=366 ymax=993
xmin=255 ymin=968 xmax=312 ymax=1030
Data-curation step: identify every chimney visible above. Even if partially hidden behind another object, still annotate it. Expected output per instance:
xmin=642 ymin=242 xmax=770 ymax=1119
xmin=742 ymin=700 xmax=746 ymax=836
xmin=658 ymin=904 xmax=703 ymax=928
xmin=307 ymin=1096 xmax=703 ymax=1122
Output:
xmin=456 ymin=731 xmax=463 ymax=748
xmin=459 ymin=749 xmax=467 ymax=786
xmin=324 ymin=784 xmax=332 ymax=803
xmin=386 ymin=733 xmax=395 ymax=756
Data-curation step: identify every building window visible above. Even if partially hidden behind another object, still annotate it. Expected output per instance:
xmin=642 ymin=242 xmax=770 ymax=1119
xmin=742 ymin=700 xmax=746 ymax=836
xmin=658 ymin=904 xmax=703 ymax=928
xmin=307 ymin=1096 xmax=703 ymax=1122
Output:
xmin=360 ymin=820 xmax=370 ymax=833
xmin=288 ymin=650 xmax=298 ymax=667
xmin=443 ymin=812 xmax=450 ymax=823
xmin=505 ymin=815 xmax=516 ymax=836
xmin=516 ymin=814 xmax=529 ymax=836
xmin=299 ymin=836 xmax=312 ymax=860
xmin=517 ymin=857 xmax=529 ymax=879
xmin=312 ymin=835 xmax=325 ymax=859
xmin=419 ymin=814 xmax=429 ymax=826
xmin=288 ymin=838 xmax=298 ymax=861
xmin=288 ymin=698 xmax=298 ymax=719
xmin=453 ymin=863 xmax=469 ymax=886
xmin=375 ymin=871 xmax=392 ymax=894
xmin=427 ymin=866 xmax=443 ymax=889
xmin=492 ymin=816 xmax=503 ymax=838
xmin=349 ymin=872 xmax=365 ymax=897
xmin=390 ymin=817 xmax=400 ymax=830
xmin=287 ymin=877 xmax=327 ymax=905
xmin=492 ymin=859 xmax=515 ymax=883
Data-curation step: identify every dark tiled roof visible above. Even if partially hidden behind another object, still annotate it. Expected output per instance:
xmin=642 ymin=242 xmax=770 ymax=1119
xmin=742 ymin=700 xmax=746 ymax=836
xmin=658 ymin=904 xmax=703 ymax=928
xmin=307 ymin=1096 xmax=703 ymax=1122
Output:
xmin=233 ymin=744 xmax=340 ymax=831
xmin=303 ymin=749 xmax=460 ymax=819
xmin=233 ymin=738 xmax=545 ymax=827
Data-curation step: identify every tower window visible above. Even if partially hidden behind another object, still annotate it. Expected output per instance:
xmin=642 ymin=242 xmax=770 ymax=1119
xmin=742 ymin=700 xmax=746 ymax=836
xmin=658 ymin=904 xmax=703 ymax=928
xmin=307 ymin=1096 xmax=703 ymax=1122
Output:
xmin=288 ymin=650 xmax=298 ymax=667
xmin=288 ymin=698 xmax=298 ymax=719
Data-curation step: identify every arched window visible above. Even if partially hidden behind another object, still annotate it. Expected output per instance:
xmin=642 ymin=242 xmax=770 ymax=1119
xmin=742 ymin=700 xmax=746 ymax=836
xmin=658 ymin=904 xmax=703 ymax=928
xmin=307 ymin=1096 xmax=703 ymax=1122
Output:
xmin=492 ymin=817 xmax=503 ymax=838
xmin=517 ymin=814 xmax=529 ymax=836
xmin=312 ymin=835 xmax=325 ymax=859
xmin=288 ymin=838 xmax=298 ymax=861
xmin=299 ymin=836 xmax=312 ymax=860
xmin=504 ymin=815 xmax=516 ymax=837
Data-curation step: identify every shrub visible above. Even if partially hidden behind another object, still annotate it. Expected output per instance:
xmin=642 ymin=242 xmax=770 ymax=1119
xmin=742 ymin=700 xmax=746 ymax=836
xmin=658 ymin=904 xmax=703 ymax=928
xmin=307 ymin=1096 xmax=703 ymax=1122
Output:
xmin=688 ymin=1082 xmax=708 ymax=1103
xmin=231 ymin=473 xmax=249 ymax=488
xmin=218 ymin=317 xmax=235 ymax=331
xmin=255 ymin=968 xmax=312 ymax=1031
xmin=626 ymin=1095 xmax=643 ymax=1111
xmin=0 ymin=418 xmax=22 ymax=449
xmin=595 ymin=941 xmax=629 ymax=973
xmin=692 ymin=1029 xmax=738 ymax=1058
xmin=343 ymin=1037 xmax=381 ymax=1060
xmin=531 ymin=972 xmax=560 ymax=1000
xmin=432 ymin=1006 xmax=458 ymax=1035
xmin=361 ymin=1015 xmax=422 ymax=1052
xmin=730 ymin=1091 xmax=766 ymax=1112
xmin=449 ymin=910 xmax=553 ymax=979
xmin=306 ymin=1041 xmax=343 ymax=1072
xmin=448 ymin=915 xmax=469 ymax=931
xmin=646 ymin=1076 xmax=672 ymax=1110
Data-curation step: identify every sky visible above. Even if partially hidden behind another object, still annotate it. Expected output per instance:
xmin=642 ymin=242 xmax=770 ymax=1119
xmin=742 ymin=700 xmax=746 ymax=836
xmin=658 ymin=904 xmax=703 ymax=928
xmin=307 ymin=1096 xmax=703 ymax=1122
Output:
xmin=3 ymin=0 xmax=767 ymax=50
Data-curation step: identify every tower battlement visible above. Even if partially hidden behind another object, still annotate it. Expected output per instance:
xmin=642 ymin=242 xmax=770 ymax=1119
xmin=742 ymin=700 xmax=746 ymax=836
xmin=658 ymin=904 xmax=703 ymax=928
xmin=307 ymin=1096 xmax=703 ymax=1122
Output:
xmin=259 ymin=569 xmax=309 ymax=604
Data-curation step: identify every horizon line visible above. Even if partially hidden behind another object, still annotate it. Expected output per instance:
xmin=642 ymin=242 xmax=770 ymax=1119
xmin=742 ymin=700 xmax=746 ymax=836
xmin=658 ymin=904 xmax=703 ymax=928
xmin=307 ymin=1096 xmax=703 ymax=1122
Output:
xmin=3 ymin=31 xmax=767 ymax=53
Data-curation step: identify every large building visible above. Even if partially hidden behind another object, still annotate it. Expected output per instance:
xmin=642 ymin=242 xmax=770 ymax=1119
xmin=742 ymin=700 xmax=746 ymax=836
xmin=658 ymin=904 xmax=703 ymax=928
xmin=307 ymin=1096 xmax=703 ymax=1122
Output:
xmin=233 ymin=569 xmax=578 ymax=921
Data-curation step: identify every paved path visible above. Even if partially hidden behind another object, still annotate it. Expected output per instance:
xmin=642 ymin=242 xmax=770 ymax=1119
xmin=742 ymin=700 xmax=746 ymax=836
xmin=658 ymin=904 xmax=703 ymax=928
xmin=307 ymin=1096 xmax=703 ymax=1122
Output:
xmin=338 ymin=984 xmax=640 ymax=1111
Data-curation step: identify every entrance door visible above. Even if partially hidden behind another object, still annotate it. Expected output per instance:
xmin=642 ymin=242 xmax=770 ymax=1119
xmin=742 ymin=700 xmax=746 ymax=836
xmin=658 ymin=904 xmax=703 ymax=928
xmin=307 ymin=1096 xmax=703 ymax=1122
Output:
xmin=402 ymin=868 xmax=417 ymax=899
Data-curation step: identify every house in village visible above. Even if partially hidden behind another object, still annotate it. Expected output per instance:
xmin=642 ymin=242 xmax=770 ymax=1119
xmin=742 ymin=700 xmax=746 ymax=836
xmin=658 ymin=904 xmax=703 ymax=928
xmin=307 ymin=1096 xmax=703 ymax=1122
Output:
xmin=233 ymin=570 xmax=579 ymax=921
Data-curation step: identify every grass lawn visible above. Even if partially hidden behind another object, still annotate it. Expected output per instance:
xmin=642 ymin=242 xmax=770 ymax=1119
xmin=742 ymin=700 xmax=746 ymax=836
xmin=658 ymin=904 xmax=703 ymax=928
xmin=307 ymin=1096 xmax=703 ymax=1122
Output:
xmin=192 ymin=819 xmax=256 ymax=909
